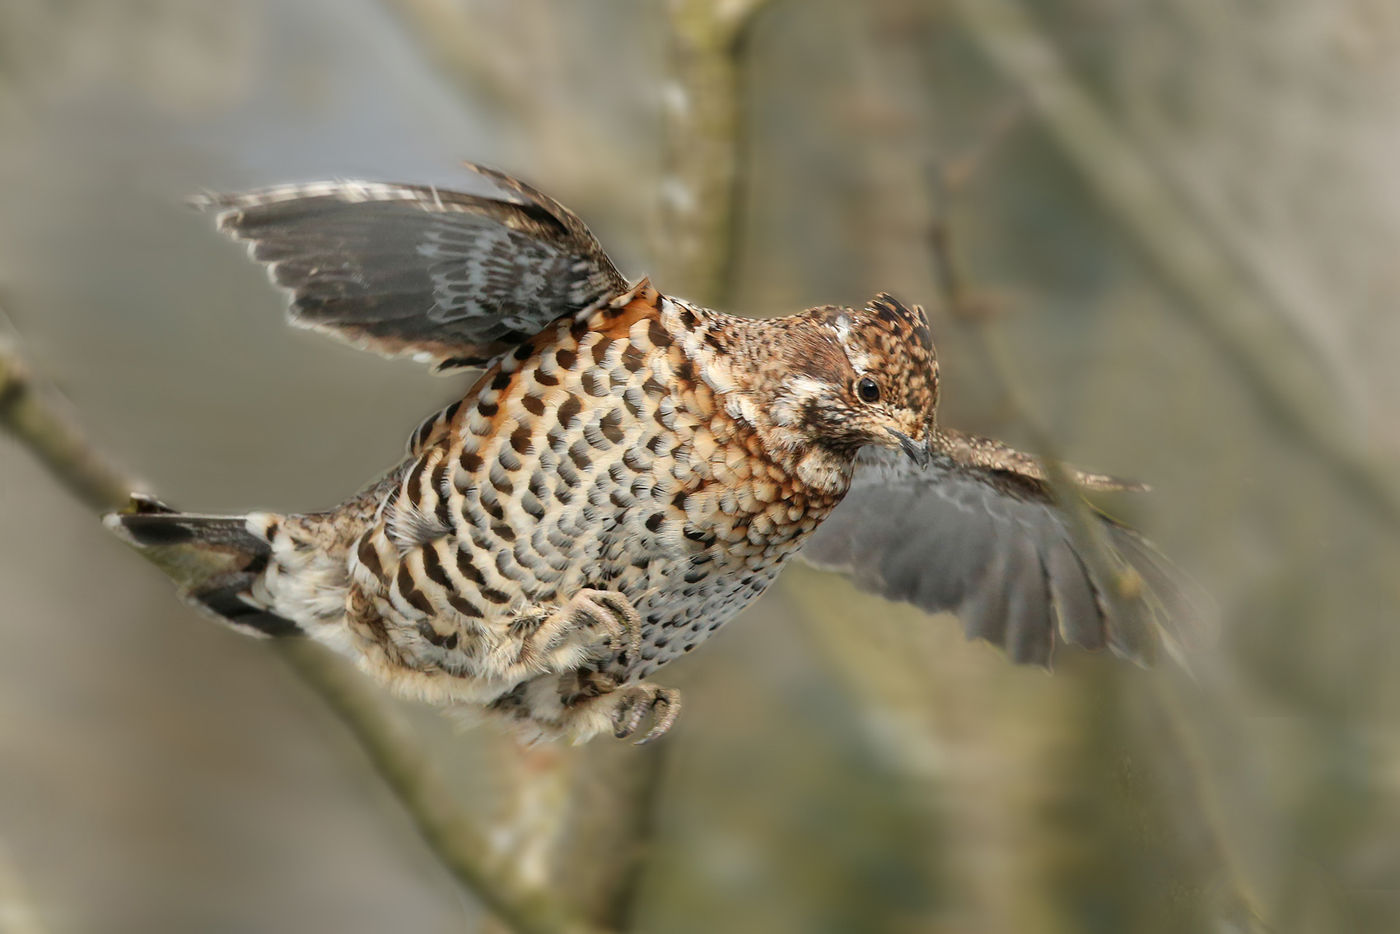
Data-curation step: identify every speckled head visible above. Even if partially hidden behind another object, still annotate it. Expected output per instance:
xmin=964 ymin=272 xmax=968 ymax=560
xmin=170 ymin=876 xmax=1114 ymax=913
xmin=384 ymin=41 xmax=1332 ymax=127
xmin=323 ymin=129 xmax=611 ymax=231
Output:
xmin=765 ymin=293 xmax=939 ymax=465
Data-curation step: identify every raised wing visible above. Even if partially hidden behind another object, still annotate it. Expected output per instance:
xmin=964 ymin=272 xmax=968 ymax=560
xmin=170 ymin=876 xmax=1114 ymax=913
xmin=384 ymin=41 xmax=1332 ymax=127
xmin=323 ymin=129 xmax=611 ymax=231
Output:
xmin=800 ymin=428 xmax=1193 ymax=668
xmin=194 ymin=164 xmax=629 ymax=369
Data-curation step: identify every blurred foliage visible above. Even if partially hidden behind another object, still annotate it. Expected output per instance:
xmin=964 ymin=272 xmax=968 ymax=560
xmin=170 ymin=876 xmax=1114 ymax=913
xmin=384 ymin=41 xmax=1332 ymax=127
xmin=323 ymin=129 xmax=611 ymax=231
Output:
xmin=2 ymin=0 xmax=1400 ymax=932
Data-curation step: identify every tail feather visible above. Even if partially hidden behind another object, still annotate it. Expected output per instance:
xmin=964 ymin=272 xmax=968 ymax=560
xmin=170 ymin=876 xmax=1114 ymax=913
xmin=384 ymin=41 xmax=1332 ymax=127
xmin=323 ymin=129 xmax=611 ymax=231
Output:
xmin=105 ymin=496 xmax=303 ymax=638
xmin=195 ymin=582 xmax=301 ymax=637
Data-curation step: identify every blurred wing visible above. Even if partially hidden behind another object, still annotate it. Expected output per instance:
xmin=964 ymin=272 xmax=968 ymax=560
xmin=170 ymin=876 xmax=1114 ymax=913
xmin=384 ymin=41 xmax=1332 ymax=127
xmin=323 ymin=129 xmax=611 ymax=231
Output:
xmin=194 ymin=164 xmax=628 ymax=369
xmin=800 ymin=429 xmax=1189 ymax=668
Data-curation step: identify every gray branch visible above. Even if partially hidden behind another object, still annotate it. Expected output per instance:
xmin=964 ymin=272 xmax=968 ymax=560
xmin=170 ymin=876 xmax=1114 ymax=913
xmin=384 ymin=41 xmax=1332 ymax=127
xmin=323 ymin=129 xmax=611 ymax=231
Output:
xmin=0 ymin=339 xmax=604 ymax=934
xmin=947 ymin=0 xmax=1400 ymax=536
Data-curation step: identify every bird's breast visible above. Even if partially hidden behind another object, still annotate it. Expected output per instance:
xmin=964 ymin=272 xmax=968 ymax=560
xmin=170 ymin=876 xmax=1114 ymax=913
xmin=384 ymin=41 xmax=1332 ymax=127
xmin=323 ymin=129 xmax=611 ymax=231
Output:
xmin=378 ymin=291 xmax=841 ymax=678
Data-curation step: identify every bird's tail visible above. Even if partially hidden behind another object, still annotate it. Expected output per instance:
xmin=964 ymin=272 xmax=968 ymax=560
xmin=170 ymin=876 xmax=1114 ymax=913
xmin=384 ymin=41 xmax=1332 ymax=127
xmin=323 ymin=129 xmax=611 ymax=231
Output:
xmin=104 ymin=494 xmax=302 ymax=637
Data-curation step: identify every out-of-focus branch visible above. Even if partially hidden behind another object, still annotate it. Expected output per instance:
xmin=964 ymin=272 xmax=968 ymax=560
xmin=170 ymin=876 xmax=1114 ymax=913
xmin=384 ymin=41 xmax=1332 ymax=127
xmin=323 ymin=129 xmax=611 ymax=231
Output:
xmin=0 ymin=838 xmax=47 ymax=934
xmin=275 ymin=642 xmax=600 ymax=934
xmin=0 ymin=344 xmax=132 ymax=512
xmin=367 ymin=3 xmax=774 ymax=928
xmin=947 ymin=0 xmax=1400 ymax=536
xmin=0 ymin=338 xmax=601 ymax=934
xmin=925 ymin=145 xmax=1271 ymax=931
xmin=655 ymin=0 xmax=775 ymax=305
xmin=592 ymin=741 xmax=672 ymax=932
xmin=926 ymin=169 xmax=1144 ymax=621
xmin=567 ymin=6 xmax=778 ymax=929
xmin=381 ymin=0 xmax=544 ymax=119
xmin=378 ymin=0 xmax=627 ymax=212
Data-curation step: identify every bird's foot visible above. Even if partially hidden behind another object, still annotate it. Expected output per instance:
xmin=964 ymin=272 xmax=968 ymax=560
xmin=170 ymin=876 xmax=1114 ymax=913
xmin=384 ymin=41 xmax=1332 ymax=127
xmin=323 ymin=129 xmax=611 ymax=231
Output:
xmin=508 ymin=588 xmax=642 ymax=676
xmin=610 ymin=682 xmax=682 ymax=745
xmin=571 ymin=588 xmax=643 ymax=662
xmin=484 ymin=672 xmax=682 ymax=745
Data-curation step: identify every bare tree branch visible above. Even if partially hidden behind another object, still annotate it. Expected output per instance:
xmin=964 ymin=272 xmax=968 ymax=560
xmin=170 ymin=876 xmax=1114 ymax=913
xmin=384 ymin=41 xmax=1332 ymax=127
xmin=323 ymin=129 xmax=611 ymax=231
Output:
xmin=946 ymin=0 xmax=1400 ymax=536
xmin=926 ymin=165 xmax=1148 ymax=624
xmin=573 ymin=7 xmax=776 ymax=929
xmin=0 ymin=343 xmax=133 ymax=513
xmin=274 ymin=641 xmax=604 ymax=934
xmin=0 ymin=337 xmax=603 ymax=934
xmin=924 ymin=140 xmax=1273 ymax=934
xmin=347 ymin=5 xmax=776 ymax=928
xmin=655 ymin=0 xmax=776 ymax=305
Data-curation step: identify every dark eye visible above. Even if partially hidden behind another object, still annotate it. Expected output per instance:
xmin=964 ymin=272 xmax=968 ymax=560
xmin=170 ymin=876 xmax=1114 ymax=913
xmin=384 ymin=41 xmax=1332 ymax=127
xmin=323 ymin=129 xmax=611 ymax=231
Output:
xmin=855 ymin=376 xmax=881 ymax=403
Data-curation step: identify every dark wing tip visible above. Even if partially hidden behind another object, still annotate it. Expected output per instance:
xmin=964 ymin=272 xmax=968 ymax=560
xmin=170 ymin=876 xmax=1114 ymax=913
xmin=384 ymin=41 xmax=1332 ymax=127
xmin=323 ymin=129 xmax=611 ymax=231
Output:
xmin=804 ymin=442 xmax=1201 ymax=673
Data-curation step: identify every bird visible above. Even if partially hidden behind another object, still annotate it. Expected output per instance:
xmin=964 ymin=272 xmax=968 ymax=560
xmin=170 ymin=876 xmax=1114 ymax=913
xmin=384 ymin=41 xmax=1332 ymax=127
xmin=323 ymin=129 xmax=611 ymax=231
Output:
xmin=106 ymin=164 xmax=1189 ymax=744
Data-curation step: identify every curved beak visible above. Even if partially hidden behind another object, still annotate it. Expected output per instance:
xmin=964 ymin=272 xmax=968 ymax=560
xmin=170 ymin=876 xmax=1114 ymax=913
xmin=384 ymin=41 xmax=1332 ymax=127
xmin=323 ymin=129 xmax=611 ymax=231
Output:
xmin=888 ymin=428 xmax=931 ymax=468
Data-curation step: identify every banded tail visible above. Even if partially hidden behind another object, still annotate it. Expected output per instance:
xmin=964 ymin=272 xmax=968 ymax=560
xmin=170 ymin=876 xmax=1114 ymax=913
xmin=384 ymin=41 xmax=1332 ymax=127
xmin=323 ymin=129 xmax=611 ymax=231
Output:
xmin=105 ymin=494 xmax=302 ymax=637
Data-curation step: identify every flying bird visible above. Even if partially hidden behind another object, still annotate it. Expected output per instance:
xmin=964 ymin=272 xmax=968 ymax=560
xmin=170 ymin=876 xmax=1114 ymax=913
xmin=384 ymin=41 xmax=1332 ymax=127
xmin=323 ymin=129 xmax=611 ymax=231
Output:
xmin=106 ymin=165 xmax=1187 ymax=743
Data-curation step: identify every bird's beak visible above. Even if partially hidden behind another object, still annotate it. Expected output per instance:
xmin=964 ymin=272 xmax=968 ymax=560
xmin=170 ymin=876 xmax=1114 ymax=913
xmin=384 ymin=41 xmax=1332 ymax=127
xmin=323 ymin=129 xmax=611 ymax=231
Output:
xmin=888 ymin=429 xmax=931 ymax=468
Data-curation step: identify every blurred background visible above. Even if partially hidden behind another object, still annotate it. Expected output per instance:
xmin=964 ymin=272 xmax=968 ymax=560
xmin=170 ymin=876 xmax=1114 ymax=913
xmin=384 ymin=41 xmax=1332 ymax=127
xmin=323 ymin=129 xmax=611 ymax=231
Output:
xmin=2 ymin=0 xmax=1400 ymax=931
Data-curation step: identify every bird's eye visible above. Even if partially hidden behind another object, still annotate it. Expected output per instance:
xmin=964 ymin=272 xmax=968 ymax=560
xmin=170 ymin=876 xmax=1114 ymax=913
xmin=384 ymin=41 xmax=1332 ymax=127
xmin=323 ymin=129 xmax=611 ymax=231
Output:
xmin=855 ymin=376 xmax=881 ymax=404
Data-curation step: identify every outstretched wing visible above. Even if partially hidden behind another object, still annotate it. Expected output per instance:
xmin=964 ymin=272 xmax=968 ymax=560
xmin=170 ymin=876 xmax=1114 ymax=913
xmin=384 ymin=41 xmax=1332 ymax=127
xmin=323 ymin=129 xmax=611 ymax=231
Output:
xmin=194 ymin=164 xmax=629 ymax=369
xmin=800 ymin=428 xmax=1193 ymax=668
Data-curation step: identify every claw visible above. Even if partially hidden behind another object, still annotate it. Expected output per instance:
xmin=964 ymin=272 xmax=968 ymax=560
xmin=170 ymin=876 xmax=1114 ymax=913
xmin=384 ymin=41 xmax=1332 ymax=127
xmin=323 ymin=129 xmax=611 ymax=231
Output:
xmin=576 ymin=588 xmax=643 ymax=662
xmin=610 ymin=684 xmax=681 ymax=743
xmin=571 ymin=595 xmax=618 ymax=651
xmin=635 ymin=688 xmax=681 ymax=745
xmin=613 ymin=690 xmax=650 ymax=739
xmin=596 ymin=591 xmax=643 ymax=659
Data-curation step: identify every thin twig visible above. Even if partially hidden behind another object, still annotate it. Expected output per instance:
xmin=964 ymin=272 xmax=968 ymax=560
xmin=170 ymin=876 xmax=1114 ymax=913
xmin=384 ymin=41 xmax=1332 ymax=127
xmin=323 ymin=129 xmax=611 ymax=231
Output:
xmin=926 ymin=167 xmax=1146 ymax=626
xmin=925 ymin=145 xmax=1272 ymax=932
xmin=274 ymin=641 xmax=601 ymax=934
xmin=379 ymin=0 xmax=534 ymax=117
xmin=946 ymin=0 xmax=1400 ymax=536
xmin=0 ymin=338 xmax=602 ymax=934
xmin=0 ymin=343 xmax=133 ymax=512
xmin=1147 ymin=676 xmax=1275 ymax=933
xmin=377 ymin=0 xmax=635 ymax=220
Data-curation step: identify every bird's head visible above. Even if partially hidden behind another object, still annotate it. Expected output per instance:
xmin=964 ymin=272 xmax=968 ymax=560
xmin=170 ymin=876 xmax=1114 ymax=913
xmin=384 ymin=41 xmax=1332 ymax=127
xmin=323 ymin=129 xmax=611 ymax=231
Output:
xmin=764 ymin=293 xmax=939 ymax=467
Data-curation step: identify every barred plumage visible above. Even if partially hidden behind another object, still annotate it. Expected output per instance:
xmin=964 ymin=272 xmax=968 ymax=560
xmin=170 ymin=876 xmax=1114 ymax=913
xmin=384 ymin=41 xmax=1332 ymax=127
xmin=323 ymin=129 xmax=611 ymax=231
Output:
xmin=107 ymin=165 xmax=1191 ymax=743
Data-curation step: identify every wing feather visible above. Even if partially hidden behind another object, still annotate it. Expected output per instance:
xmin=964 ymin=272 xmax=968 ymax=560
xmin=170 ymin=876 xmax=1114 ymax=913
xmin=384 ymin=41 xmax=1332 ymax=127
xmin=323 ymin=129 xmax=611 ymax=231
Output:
xmin=802 ymin=430 xmax=1194 ymax=668
xmin=193 ymin=166 xmax=628 ymax=369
